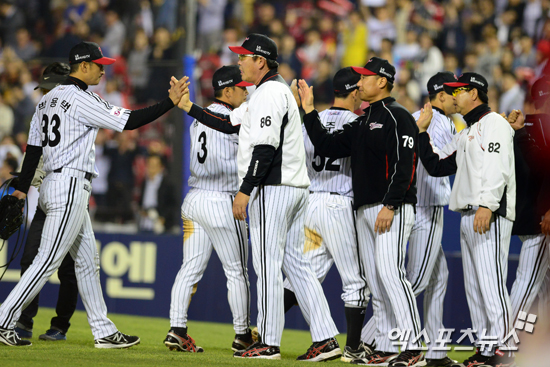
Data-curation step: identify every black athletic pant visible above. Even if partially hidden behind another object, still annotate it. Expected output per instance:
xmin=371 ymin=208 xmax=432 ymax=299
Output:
xmin=18 ymin=207 xmax=78 ymax=334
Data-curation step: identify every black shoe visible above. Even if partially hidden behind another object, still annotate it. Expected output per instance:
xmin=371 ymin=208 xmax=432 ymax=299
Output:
xmin=94 ymin=331 xmax=140 ymax=349
xmin=233 ymin=341 xmax=281 ymax=359
xmin=296 ymin=337 xmax=342 ymax=362
xmin=232 ymin=329 xmax=253 ymax=352
xmin=351 ymin=350 xmax=399 ymax=365
xmin=164 ymin=330 xmax=203 ymax=352
xmin=342 ymin=343 xmax=375 ymax=362
xmin=478 ymin=349 xmax=516 ymax=367
xmin=0 ymin=327 xmax=32 ymax=346
xmin=389 ymin=350 xmax=425 ymax=366
xmin=426 ymin=356 xmax=458 ymax=366
xmin=451 ymin=349 xmax=490 ymax=366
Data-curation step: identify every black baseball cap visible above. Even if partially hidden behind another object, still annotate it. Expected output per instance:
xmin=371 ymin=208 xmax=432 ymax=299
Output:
xmin=212 ymin=65 xmax=254 ymax=90
xmin=229 ymin=33 xmax=278 ymax=61
xmin=351 ymin=57 xmax=395 ymax=84
xmin=34 ymin=62 xmax=70 ymax=90
xmin=333 ymin=67 xmax=361 ymax=94
xmin=531 ymin=76 xmax=550 ymax=108
xmin=444 ymin=72 xmax=488 ymax=95
xmin=69 ymin=41 xmax=116 ymax=65
xmin=427 ymin=72 xmax=457 ymax=95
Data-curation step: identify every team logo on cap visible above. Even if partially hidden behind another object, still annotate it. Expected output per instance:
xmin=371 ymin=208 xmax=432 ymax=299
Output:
xmin=256 ymin=45 xmax=271 ymax=55
xmin=74 ymin=54 xmax=90 ymax=60
xmin=218 ymin=79 xmax=233 ymax=86
xmin=345 ymin=83 xmax=356 ymax=90
xmin=539 ymin=90 xmax=550 ymax=97
xmin=470 ymin=77 xmax=485 ymax=86
xmin=433 ymin=84 xmax=443 ymax=90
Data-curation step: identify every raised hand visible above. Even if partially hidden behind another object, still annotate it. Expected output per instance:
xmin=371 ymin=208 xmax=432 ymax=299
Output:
xmin=170 ymin=76 xmax=192 ymax=112
xmin=290 ymin=79 xmax=301 ymax=108
xmin=168 ymin=76 xmax=190 ymax=107
xmin=416 ymin=102 xmax=433 ymax=133
xmin=507 ymin=109 xmax=525 ymax=131
xmin=298 ymin=79 xmax=315 ymax=114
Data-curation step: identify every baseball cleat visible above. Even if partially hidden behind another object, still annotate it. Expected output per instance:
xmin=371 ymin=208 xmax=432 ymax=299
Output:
xmin=342 ymin=343 xmax=375 ymax=362
xmin=233 ymin=341 xmax=281 ymax=359
xmin=0 ymin=327 xmax=32 ymax=346
xmin=164 ymin=331 xmax=203 ymax=352
xmin=94 ymin=331 xmax=140 ymax=349
xmin=389 ymin=350 xmax=426 ymax=366
xmin=351 ymin=350 xmax=399 ymax=365
xmin=296 ymin=337 xmax=342 ymax=362
xmin=450 ymin=349 xmax=489 ymax=367
xmin=232 ymin=329 xmax=254 ymax=352
xmin=425 ymin=356 xmax=457 ymax=366
xmin=478 ymin=349 xmax=516 ymax=367
xmin=39 ymin=328 xmax=67 ymax=341
xmin=14 ymin=325 xmax=32 ymax=339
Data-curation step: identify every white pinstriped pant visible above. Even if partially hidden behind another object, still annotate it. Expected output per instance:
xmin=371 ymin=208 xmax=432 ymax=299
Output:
xmin=249 ymin=185 xmax=338 ymax=347
xmin=0 ymin=172 xmax=117 ymax=339
xmin=169 ymin=189 xmax=250 ymax=334
xmin=283 ymin=192 xmax=369 ymax=308
xmin=361 ymin=205 xmax=448 ymax=358
xmin=509 ymin=233 xmax=549 ymax=348
xmin=356 ymin=203 xmax=422 ymax=352
xmin=460 ymin=210 xmax=513 ymax=356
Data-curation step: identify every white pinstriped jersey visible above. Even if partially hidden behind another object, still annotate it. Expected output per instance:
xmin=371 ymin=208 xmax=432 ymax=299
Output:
xmin=27 ymin=83 xmax=129 ymax=176
xmin=188 ymin=102 xmax=239 ymax=193
xmin=304 ymin=108 xmax=357 ymax=197
xmin=412 ymin=108 xmax=456 ymax=206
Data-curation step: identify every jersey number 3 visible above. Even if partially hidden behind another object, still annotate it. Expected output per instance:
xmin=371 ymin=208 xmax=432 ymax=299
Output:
xmin=41 ymin=114 xmax=61 ymax=147
xmin=197 ymin=131 xmax=207 ymax=163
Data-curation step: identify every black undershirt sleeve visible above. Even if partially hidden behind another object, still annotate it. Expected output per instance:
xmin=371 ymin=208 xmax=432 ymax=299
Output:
xmin=16 ymin=145 xmax=43 ymax=194
xmin=124 ymin=98 xmax=175 ymax=130
xmin=239 ymin=145 xmax=276 ymax=195
xmin=418 ymin=132 xmax=457 ymax=177
xmin=188 ymin=103 xmax=240 ymax=134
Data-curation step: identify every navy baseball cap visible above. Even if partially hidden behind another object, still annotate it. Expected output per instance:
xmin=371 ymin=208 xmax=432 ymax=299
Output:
xmin=427 ymin=72 xmax=457 ymax=95
xmin=34 ymin=62 xmax=70 ymax=90
xmin=69 ymin=41 xmax=116 ymax=65
xmin=212 ymin=65 xmax=254 ymax=90
xmin=352 ymin=57 xmax=395 ymax=84
xmin=444 ymin=72 xmax=488 ymax=95
xmin=333 ymin=67 xmax=361 ymax=94
xmin=229 ymin=34 xmax=278 ymax=61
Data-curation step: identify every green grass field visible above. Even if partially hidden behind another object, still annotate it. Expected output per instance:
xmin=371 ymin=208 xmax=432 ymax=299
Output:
xmin=0 ymin=307 xmax=476 ymax=366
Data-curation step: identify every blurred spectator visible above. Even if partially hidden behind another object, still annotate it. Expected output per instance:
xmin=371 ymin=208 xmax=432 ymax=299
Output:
xmin=250 ymin=2 xmax=276 ymax=36
xmin=410 ymin=0 xmax=444 ymax=37
xmin=13 ymin=28 xmax=38 ymax=61
xmin=127 ymin=28 xmax=151 ymax=105
xmin=0 ymin=156 xmax=17 ymax=186
xmin=279 ymin=34 xmax=302 ymax=77
xmin=311 ymin=58 xmax=333 ymax=108
xmin=0 ymin=135 xmax=22 ymax=166
xmin=64 ymin=0 xmax=87 ymax=25
xmin=524 ymin=0 xmax=543 ymax=38
xmin=148 ymin=27 xmax=176 ymax=101
xmin=197 ymin=0 xmax=227 ymax=53
xmin=393 ymin=30 xmax=421 ymax=68
xmin=499 ymin=71 xmax=526 ymax=114
xmin=84 ymin=0 xmax=107 ymax=37
xmin=394 ymin=0 xmax=414 ymax=44
xmin=366 ymin=6 xmax=397 ymax=53
xmin=339 ymin=11 xmax=368 ymax=68
xmin=440 ymin=0 xmax=467 ymax=55
xmin=297 ymin=29 xmax=327 ymax=80
xmin=467 ymin=0 xmax=496 ymax=42
xmin=102 ymin=9 xmax=126 ymax=57
xmin=444 ymin=53 xmax=462 ymax=76
xmin=513 ymin=33 xmax=538 ymax=69
xmin=4 ymin=84 xmax=34 ymax=135
xmin=138 ymin=154 xmax=178 ymax=233
xmin=135 ymin=0 xmax=154 ymax=38
xmin=0 ymin=0 xmax=25 ymax=47
xmin=0 ymin=94 xmax=14 ymax=140
xmin=153 ymin=0 xmax=177 ymax=33
xmin=415 ymin=32 xmax=444 ymax=96
xmin=477 ymin=35 xmax=504 ymax=84
xmin=219 ymin=27 xmax=241 ymax=66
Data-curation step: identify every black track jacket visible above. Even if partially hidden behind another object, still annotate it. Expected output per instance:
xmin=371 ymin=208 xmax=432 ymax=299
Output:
xmin=303 ymin=96 xmax=418 ymax=210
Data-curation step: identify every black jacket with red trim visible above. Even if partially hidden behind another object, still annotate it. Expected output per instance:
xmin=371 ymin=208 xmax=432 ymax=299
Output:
xmin=303 ymin=96 xmax=419 ymax=209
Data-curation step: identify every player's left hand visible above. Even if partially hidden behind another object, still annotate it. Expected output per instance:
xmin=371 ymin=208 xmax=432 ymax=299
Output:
xmin=416 ymin=102 xmax=433 ymax=133
xmin=474 ymin=207 xmax=492 ymax=234
xmin=298 ymin=79 xmax=315 ymax=114
xmin=233 ymin=192 xmax=250 ymax=221
xmin=541 ymin=209 xmax=550 ymax=236
xmin=375 ymin=206 xmax=395 ymax=234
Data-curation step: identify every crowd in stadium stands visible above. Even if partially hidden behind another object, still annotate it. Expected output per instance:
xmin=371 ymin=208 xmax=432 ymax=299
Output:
xmin=1 ymin=0 xmax=549 ymax=233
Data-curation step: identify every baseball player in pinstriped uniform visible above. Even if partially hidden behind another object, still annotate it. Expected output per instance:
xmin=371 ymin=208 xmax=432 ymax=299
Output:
xmin=163 ymin=65 xmax=254 ymax=353
xmin=0 ymin=41 xmax=187 ymax=348
xmin=15 ymin=62 xmax=79 ymax=342
xmin=360 ymin=72 xmax=458 ymax=366
xmin=300 ymin=57 xmax=427 ymax=367
xmin=176 ymin=34 xmax=341 ymax=361
xmin=507 ymin=77 xmax=550 ymax=353
xmin=417 ymin=72 xmax=516 ymax=367
xmin=282 ymin=67 xmax=371 ymax=362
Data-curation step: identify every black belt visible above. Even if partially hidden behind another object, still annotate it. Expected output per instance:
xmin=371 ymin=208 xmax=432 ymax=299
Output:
xmin=54 ymin=168 xmax=93 ymax=181
xmin=310 ymin=191 xmax=340 ymax=195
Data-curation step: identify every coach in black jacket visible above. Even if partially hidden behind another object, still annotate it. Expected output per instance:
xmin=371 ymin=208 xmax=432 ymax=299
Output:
xmin=299 ymin=57 xmax=426 ymax=365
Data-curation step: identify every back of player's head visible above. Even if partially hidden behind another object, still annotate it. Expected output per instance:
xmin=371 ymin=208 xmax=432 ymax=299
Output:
xmin=333 ymin=67 xmax=361 ymax=98
xmin=34 ymin=62 xmax=70 ymax=91
xmin=427 ymin=72 xmax=457 ymax=100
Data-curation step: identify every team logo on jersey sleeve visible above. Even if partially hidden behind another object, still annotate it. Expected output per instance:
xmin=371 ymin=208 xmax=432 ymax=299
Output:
xmin=110 ymin=106 xmax=127 ymax=118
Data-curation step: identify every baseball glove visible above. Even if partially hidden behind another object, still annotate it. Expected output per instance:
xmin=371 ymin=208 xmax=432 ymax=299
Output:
xmin=0 ymin=195 xmax=25 ymax=240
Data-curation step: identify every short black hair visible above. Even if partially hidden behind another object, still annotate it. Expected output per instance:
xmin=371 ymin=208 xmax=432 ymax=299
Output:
xmin=265 ymin=58 xmax=279 ymax=70
xmin=386 ymin=81 xmax=394 ymax=92
xmin=428 ymin=93 xmax=438 ymax=102
xmin=477 ymin=89 xmax=489 ymax=104
xmin=70 ymin=62 xmax=81 ymax=73
xmin=334 ymin=91 xmax=352 ymax=99
xmin=214 ymin=88 xmax=224 ymax=98
xmin=3 ymin=157 xmax=18 ymax=172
